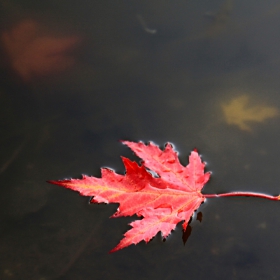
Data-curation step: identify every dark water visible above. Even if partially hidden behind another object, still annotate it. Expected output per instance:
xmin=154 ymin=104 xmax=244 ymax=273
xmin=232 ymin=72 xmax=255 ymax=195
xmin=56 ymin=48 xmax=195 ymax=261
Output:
xmin=1 ymin=0 xmax=280 ymax=279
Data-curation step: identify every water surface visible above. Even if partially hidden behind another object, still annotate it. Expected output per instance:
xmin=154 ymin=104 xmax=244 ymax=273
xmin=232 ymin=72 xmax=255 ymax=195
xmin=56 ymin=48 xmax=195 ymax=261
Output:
xmin=1 ymin=1 xmax=280 ymax=279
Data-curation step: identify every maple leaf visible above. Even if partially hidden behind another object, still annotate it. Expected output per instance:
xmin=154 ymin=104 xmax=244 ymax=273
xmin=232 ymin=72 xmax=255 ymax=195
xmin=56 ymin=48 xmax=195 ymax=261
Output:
xmin=1 ymin=19 xmax=81 ymax=82
xmin=48 ymin=141 xmax=210 ymax=252
xmin=48 ymin=141 xmax=280 ymax=252
xmin=222 ymin=95 xmax=278 ymax=131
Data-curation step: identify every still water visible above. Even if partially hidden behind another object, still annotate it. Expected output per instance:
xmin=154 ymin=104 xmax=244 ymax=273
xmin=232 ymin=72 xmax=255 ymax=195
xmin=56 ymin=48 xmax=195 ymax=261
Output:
xmin=1 ymin=0 xmax=280 ymax=279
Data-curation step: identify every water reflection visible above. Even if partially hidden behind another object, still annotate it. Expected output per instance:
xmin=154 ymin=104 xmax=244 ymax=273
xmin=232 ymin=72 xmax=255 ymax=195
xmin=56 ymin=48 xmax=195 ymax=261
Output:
xmin=222 ymin=94 xmax=279 ymax=131
xmin=1 ymin=19 xmax=81 ymax=82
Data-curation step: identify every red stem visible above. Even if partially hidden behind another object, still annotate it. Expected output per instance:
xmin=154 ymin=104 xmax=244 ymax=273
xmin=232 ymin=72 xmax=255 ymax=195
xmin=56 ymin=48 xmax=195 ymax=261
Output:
xmin=204 ymin=192 xmax=280 ymax=201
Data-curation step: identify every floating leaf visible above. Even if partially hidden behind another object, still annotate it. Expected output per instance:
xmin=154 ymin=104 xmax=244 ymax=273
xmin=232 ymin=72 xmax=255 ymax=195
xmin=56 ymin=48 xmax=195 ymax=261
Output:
xmin=48 ymin=141 xmax=280 ymax=252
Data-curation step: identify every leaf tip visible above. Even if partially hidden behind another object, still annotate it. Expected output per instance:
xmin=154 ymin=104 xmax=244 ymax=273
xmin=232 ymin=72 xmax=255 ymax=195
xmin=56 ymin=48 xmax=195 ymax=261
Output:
xmin=109 ymin=243 xmax=123 ymax=253
xmin=47 ymin=180 xmax=59 ymax=185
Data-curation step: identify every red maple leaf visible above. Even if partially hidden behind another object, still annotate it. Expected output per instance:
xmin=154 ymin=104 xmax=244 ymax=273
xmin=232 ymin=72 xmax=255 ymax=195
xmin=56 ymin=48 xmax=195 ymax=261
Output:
xmin=48 ymin=141 xmax=280 ymax=252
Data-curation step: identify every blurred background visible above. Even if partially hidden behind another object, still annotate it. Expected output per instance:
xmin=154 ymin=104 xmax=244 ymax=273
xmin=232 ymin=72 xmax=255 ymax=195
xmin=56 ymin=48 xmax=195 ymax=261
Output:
xmin=1 ymin=0 xmax=280 ymax=279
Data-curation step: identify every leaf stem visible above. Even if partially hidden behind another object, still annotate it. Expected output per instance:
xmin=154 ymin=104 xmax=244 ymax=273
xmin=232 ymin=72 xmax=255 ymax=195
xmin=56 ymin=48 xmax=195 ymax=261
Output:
xmin=204 ymin=192 xmax=280 ymax=201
